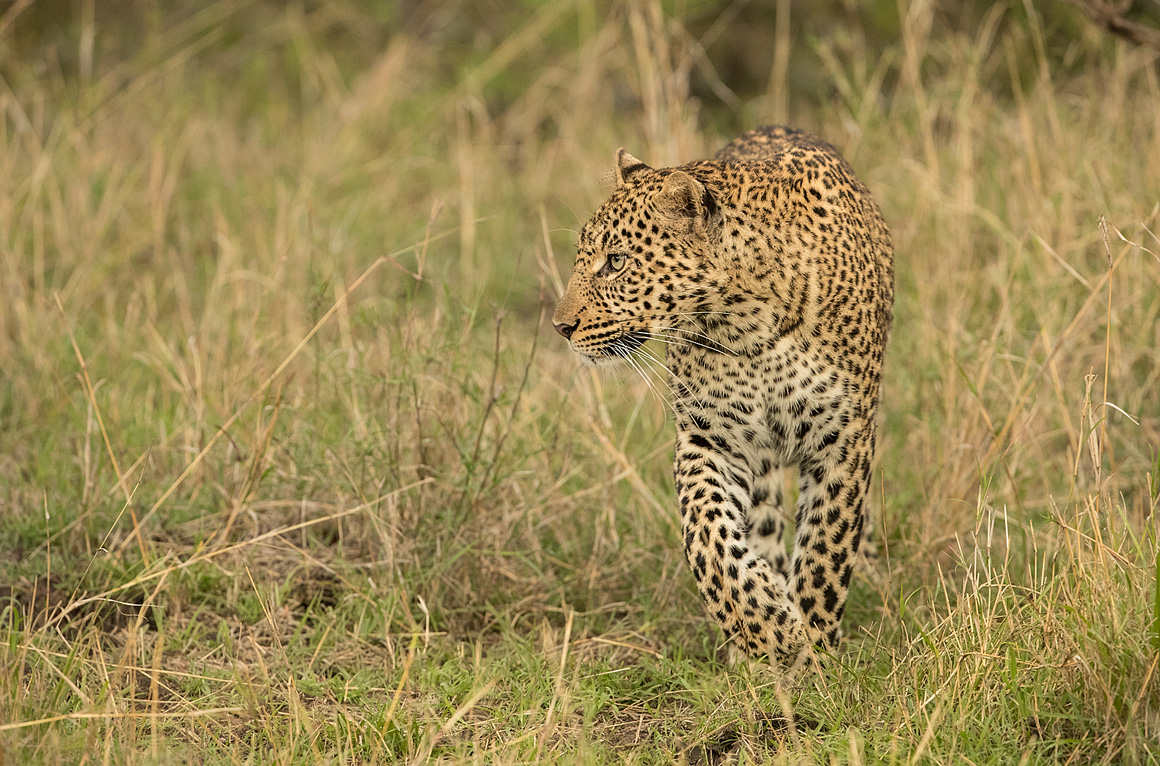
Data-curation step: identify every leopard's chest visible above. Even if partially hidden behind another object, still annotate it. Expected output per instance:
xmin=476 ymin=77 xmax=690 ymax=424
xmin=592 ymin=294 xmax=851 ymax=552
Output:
xmin=668 ymin=336 xmax=846 ymax=466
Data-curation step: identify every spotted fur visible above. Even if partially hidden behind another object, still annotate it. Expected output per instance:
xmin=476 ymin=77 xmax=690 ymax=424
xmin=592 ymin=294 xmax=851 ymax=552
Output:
xmin=553 ymin=126 xmax=894 ymax=661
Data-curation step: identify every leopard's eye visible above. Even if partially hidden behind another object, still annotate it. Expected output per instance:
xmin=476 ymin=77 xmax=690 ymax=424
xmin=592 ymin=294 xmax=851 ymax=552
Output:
xmin=608 ymin=253 xmax=627 ymax=273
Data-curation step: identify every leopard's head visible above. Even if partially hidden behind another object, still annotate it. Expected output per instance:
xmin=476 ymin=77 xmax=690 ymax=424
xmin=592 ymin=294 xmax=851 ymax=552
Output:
xmin=553 ymin=150 xmax=723 ymax=367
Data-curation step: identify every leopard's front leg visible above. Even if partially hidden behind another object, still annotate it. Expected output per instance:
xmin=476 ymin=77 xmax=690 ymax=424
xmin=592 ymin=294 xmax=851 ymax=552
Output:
xmin=791 ymin=419 xmax=875 ymax=649
xmin=675 ymin=429 xmax=807 ymax=661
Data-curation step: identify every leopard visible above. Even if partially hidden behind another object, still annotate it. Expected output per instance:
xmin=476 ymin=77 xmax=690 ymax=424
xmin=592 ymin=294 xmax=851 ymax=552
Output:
xmin=552 ymin=126 xmax=894 ymax=663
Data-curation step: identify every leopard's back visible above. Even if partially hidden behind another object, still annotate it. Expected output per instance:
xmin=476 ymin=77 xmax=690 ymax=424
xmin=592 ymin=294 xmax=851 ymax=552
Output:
xmin=714 ymin=124 xmax=840 ymax=163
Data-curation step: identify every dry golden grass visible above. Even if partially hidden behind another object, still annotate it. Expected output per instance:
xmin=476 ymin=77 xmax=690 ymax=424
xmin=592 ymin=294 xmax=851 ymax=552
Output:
xmin=0 ymin=1 xmax=1157 ymax=763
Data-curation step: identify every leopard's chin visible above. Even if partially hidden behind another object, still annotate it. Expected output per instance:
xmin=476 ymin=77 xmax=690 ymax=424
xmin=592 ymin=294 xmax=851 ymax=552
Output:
xmin=577 ymin=353 xmax=620 ymax=368
xmin=573 ymin=331 xmax=649 ymax=368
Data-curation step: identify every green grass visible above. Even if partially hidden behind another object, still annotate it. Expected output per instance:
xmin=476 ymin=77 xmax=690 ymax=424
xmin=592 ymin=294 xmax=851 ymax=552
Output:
xmin=2 ymin=0 xmax=1159 ymax=763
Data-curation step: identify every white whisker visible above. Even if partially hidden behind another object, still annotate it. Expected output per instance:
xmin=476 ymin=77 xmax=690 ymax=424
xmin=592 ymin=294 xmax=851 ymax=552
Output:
xmin=635 ymin=345 xmax=706 ymax=412
xmin=632 ymin=349 xmax=683 ymax=411
xmin=648 ymin=330 xmax=736 ymax=356
xmin=613 ymin=340 xmax=670 ymax=410
xmin=651 ymin=322 xmax=731 ymax=346
xmin=651 ymin=326 xmax=722 ymax=345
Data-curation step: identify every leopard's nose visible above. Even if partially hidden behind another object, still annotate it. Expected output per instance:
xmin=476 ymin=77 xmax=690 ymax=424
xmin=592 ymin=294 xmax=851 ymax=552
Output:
xmin=554 ymin=320 xmax=578 ymax=339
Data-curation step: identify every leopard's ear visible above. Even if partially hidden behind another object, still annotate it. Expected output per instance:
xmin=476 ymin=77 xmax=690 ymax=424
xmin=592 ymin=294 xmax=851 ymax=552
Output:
xmin=615 ymin=149 xmax=650 ymax=187
xmin=655 ymin=170 xmax=721 ymax=238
